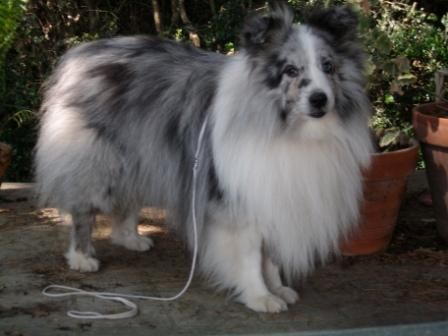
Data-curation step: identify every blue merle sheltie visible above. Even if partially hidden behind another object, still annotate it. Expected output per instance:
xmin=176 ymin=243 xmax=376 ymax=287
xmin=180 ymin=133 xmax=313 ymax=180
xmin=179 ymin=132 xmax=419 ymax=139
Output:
xmin=35 ymin=3 xmax=372 ymax=312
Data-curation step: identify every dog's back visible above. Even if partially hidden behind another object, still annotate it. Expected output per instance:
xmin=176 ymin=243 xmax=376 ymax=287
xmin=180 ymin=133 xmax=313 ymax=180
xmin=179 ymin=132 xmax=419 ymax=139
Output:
xmin=36 ymin=36 xmax=224 ymax=216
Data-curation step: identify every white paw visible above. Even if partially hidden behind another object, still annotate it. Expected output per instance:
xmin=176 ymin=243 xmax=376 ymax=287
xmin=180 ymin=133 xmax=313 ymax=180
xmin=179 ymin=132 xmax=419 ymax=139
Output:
xmin=272 ymin=286 xmax=299 ymax=305
xmin=65 ymin=249 xmax=100 ymax=272
xmin=111 ymin=234 xmax=154 ymax=252
xmin=244 ymin=294 xmax=288 ymax=313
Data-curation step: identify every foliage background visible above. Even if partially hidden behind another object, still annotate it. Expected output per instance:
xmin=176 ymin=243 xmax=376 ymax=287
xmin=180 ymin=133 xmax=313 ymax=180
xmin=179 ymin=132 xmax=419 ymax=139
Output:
xmin=0 ymin=0 xmax=447 ymax=181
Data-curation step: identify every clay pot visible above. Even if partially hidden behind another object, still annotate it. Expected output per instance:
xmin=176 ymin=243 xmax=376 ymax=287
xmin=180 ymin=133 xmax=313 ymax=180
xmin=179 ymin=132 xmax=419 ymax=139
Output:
xmin=0 ymin=142 xmax=12 ymax=186
xmin=341 ymin=141 xmax=419 ymax=255
xmin=413 ymin=102 xmax=448 ymax=242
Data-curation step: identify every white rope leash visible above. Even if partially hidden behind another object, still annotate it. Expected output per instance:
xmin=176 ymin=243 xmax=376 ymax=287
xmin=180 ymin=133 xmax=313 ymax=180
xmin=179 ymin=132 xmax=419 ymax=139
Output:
xmin=42 ymin=116 xmax=209 ymax=319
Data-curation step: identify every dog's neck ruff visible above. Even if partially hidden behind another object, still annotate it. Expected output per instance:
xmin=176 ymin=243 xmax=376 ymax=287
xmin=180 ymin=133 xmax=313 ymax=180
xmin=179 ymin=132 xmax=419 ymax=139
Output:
xmin=41 ymin=116 xmax=209 ymax=319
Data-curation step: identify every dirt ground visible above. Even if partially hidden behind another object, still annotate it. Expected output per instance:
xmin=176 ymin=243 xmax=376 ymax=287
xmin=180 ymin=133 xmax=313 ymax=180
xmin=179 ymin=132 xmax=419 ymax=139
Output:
xmin=0 ymin=173 xmax=448 ymax=335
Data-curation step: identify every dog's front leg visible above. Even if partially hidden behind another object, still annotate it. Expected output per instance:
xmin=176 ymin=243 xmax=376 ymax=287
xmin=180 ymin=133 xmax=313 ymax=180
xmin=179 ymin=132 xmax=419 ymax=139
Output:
xmin=200 ymin=213 xmax=288 ymax=313
xmin=263 ymin=256 xmax=299 ymax=304
xmin=236 ymin=233 xmax=288 ymax=313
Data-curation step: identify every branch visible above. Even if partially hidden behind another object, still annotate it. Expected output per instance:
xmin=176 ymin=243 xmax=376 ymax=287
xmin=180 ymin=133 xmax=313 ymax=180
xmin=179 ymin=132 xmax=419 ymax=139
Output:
xmin=178 ymin=0 xmax=201 ymax=47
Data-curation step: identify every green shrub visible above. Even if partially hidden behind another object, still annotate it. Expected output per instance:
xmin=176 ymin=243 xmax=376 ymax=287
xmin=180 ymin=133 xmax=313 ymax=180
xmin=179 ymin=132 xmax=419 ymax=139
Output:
xmin=0 ymin=0 xmax=27 ymax=110
xmin=1 ymin=0 xmax=447 ymax=180
xmin=1 ymin=0 xmax=119 ymax=181
xmin=360 ymin=0 xmax=448 ymax=149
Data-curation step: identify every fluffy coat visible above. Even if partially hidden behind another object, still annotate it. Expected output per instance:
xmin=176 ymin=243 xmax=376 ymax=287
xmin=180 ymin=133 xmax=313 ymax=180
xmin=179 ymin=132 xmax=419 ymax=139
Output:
xmin=35 ymin=3 xmax=372 ymax=312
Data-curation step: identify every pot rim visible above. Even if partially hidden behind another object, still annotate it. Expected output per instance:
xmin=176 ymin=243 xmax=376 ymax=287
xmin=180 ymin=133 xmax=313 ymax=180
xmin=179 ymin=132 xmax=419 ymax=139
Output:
xmin=413 ymin=102 xmax=448 ymax=146
xmin=413 ymin=101 xmax=448 ymax=121
xmin=370 ymin=138 xmax=419 ymax=158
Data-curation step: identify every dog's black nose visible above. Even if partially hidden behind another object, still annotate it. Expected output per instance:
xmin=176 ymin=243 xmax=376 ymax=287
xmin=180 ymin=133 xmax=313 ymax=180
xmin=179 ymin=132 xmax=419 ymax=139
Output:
xmin=309 ymin=91 xmax=328 ymax=109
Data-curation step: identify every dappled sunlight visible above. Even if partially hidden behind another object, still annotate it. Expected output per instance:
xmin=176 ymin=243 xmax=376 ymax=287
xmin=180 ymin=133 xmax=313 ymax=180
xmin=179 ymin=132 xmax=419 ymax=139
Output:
xmin=138 ymin=224 xmax=166 ymax=235
xmin=30 ymin=207 xmax=168 ymax=240
xmin=92 ymin=223 xmax=166 ymax=240
xmin=35 ymin=208 xmax=64 ymax=225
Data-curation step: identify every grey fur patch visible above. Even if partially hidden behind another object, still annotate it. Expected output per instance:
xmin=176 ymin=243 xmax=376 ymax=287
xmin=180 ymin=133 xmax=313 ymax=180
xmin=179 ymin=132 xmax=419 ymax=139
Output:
xmin=36 ymin=36 xmax=226 ymax=246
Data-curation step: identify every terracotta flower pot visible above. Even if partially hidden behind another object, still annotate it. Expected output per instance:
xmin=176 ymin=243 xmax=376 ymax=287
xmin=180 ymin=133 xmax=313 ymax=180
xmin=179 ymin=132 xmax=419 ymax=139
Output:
xmin=0 ymin=142 xmax=12 ymax=186
xmin=413 ymin=102 xmax=448 ymax=242
xmin=341 ymin=141 xmax=419 ymax=255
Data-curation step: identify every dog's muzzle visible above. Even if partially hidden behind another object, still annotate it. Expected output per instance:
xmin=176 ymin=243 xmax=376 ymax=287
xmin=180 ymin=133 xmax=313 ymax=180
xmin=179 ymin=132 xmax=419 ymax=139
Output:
xmin=309 ymin=91 xmax=328 ymax=118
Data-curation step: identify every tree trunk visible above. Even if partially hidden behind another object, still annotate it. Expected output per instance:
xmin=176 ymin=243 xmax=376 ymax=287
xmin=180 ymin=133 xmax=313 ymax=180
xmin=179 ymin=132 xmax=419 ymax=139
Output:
xmin=170 ymin=0 xmax=180 ymax=25
xmin=152 ymin=0 xmax=163 ymax=34
xmin=179 ymin=0 xmax=191 ymax=25
xmin=178 ymin=0 xmax=201 ymax=47
xmin=209 ymin=0 xmax=217 ymax=16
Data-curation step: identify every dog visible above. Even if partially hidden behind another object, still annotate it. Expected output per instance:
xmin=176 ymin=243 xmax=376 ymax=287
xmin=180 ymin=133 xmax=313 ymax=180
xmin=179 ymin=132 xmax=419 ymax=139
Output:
xmin=35 ymin=3 xmax=372 ymax=313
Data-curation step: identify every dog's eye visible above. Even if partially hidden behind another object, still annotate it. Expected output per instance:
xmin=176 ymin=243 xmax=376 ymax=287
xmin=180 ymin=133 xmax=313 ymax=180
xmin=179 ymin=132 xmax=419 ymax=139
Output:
xmin=322 ymin=60 xmax=335 ymax=74
xmin=283 ymin=65 xmax=299 ymax=78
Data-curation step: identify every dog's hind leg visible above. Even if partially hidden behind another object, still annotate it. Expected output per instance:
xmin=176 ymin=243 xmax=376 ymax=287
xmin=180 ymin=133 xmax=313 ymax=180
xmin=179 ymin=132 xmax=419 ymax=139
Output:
xmin=110 ymin=209 xmax=153 ymax=251
xmin=65 ymin=210 xmax=99 ymax=272
xmin=201 ymin=215 xmax=288 ymax=313
xmin=263 ymin=257 xmax=299 ymax=304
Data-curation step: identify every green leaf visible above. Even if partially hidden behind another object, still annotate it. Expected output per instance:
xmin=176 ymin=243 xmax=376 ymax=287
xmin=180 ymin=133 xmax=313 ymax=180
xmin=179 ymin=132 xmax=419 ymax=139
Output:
xmin=384 ymin=93 xmax=395 ymax=104
xmin=379 ymin=129 xmax=401 ymax=148
xmin=397 ymin=73 xmax=417 ymax=85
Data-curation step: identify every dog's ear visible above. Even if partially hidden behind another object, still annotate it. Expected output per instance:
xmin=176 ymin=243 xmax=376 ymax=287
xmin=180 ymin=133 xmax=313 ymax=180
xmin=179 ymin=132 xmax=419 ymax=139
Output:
xmin=240 ymin=1 xmax=293 ymax=56
xmin=305 ymin=6 xmax=359 ymax=42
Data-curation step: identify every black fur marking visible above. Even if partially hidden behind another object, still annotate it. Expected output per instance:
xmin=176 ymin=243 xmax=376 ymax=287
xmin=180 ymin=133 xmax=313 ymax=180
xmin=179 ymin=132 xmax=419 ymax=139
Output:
xmin=165 ymin=117 xmax=182 ymax=149
xmin=299 ymin=78 xmax=311 ymax=88
xmin=208 ymin=163 xmax=224 ymax=202
xmin=263 ymin=55 xmax=286 ymax=89
xmin=264 ymin=72 xmax=282 ymax=89
xmin=336 ymin=91 xmax=357 ymax=119
xmin=88 ymin=63 xmax=132 ymax=93
xmin=279 ymin=108 xmax=289 ymax=122
xmin=105 ymin=186 xmax=113 ymax=198
xmin=68 ymin=63 xmax=133 ymax=143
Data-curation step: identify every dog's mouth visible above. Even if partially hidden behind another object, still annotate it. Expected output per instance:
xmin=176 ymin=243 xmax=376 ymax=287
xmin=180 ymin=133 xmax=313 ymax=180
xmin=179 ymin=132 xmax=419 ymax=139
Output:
xmin=283 ymin=104 xmax=330 ymax=124
xmin=283 ymin=91 xmax=334 ymax=123
xmin=308 ymin=107 xmax=327 ymax=118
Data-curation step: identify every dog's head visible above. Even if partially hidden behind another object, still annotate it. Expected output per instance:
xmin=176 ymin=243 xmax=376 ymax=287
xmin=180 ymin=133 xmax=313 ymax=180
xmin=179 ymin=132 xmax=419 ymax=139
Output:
xmin=240 ymin=3 xmax=368 ymax=133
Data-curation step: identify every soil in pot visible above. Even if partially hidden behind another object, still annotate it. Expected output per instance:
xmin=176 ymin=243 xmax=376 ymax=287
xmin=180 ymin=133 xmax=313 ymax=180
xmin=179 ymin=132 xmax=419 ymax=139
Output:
xmin=341 ymin=141 xmax=419 ymax=255
xmin=413 ymin=102 xmax=448 ymax=242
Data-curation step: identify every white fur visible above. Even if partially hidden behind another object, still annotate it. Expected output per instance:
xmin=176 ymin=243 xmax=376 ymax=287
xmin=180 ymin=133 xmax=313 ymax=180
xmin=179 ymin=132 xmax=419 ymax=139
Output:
xmin=298 ymin=27 xmax=336 ymax=116
xmin=202 ymin=36 xmax=372 ymax=310
xmin=111 ymin=213 xmax=154 ymax=251
xmin=199 ymin=215 xmax=289 ymax=312
xmin=264 ymin=258 xmax=299 ymax=304
xmin=65 ymin=247 xmax=100 ymax=272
